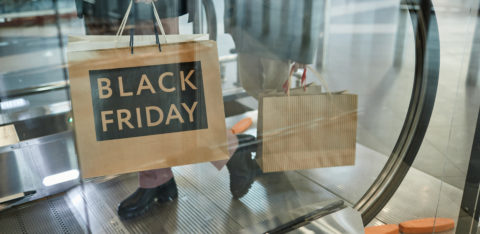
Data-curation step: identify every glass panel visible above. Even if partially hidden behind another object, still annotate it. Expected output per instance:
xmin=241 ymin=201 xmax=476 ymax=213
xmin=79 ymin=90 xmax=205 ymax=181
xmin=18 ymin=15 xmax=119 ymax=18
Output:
xmin=0 ymin=0 xmax=479 ymax=233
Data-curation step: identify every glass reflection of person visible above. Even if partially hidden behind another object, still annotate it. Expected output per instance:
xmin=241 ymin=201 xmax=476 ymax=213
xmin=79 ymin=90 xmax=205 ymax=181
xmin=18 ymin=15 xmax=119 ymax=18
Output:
xmin=75 ymin=0 xmax=258 ymax=220
xmin=224 ymin=0 xmax=323 ymax=97
xmin=223 ymin=0 xmax=323 ymax=214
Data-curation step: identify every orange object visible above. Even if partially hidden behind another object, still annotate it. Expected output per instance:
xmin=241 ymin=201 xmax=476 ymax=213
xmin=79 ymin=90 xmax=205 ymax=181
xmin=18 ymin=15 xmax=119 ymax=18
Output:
xmin=230 ymin=117 xmax=253 ymax=134
xmin=399 ymin=218 xmax=455 ymax=233
xmin=365 ymin=224 xmax=399 ymax=234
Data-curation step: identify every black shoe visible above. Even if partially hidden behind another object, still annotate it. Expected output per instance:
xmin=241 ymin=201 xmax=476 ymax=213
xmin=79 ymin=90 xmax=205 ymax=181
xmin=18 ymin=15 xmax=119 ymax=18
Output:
xmin=227 ymin=134 xmax=258 ymax=199
xmin=117 ymin=178 xmax=178 ymax=220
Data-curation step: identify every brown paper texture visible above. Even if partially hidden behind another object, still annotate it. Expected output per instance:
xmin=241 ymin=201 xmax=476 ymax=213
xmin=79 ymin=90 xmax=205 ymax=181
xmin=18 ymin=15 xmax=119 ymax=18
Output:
xmin=257 ymin=89 xmax=358 ymax=172
xmin=67 ymin=38 xmax=228 ymax=178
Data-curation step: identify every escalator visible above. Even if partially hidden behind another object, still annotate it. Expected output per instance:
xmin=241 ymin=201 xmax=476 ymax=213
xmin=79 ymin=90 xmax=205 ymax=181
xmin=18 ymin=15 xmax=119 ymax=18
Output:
xmin=1 ymin=0 xmax=472 ymax=233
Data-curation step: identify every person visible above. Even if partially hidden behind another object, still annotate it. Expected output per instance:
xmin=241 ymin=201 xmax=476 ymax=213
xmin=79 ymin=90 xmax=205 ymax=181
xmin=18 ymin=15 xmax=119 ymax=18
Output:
xmin=224 ymin=0 xmax=323 ymax=96
xmin=75 ymin=0 xmax=259 ymax=220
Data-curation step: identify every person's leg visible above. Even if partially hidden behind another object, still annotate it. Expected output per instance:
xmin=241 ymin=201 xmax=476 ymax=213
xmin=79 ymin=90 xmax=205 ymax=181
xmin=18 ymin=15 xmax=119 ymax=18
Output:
xmin=211 ymin=53 xmax=263 ymax=170
xmin=212 ymin=52 xmax=263 ymax=197
xmin=138 ymin=168 xmax=174 ymax=188
xmin=117 ymin=171 xmax=177 ymax=220
xmin=210 ymin=130 xmax=238 ymax=170
xmin=210 ymin=53 xmax=261 ymax=171
xmin=237 ymin=53 xmax=264 ymax=99
xmin=118 ymin=16 xmax=180 ymax=220
xmin=260 ymin=58 xmax=290 ymax=91
xmin=225 ymin=132 xmax=258 ymax=199
xmin=122 ymin=130 xmax=256 ymax=219
xmin=135 ymin=15 xmax=179 ymax=187
xmin=221 ymin=56 xmax=289 ymax=199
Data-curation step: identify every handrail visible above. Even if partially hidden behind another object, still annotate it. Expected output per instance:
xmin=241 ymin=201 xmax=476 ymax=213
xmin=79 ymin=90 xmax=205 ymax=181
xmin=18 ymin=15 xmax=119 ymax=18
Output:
xmin=266 ymin=200 xmax=346 ymax=234
xmin=0 ymin=80 xmax=69 ymax=99
xmin=354 ymin=0 xmax=440 ymax=224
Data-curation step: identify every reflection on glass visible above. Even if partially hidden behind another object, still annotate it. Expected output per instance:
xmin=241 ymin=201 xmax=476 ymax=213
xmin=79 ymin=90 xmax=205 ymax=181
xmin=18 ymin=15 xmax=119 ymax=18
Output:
xmin=0 ymin=0 xmax=478 ymax=233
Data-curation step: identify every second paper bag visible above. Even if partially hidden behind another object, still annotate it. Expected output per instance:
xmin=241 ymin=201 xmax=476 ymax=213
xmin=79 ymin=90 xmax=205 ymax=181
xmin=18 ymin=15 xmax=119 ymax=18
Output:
xmin=257 ymin=87 xmax=358 ymax=173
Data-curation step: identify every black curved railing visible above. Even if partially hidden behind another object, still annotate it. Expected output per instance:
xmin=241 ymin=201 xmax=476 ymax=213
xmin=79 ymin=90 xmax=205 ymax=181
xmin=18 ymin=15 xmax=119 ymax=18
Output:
xmin=354 ymin=0 xmax=440 ymax=224
xmin=0 ymin=0 xmax=441 ymax=228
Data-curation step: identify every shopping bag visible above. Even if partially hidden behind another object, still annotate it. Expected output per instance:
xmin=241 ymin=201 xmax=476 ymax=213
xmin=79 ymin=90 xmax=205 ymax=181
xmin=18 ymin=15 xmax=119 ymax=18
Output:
xmin=257 ymin=66 xmax=357 ymax=172
xmin=67 ymin=1 xmax=228 ymax=178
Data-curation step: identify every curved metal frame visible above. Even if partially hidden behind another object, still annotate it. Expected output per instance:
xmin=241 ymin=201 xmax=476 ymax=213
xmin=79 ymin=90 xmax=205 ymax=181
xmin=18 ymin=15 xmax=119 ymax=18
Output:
xmin=1 ymin=0 xmax=441 ymax=227
xmin=354 ymin=0 xmax=440 ymax=224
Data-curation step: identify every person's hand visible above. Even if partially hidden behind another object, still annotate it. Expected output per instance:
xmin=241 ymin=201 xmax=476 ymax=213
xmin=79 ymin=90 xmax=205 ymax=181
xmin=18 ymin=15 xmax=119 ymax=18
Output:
xmin=291 ymin=62 xmax=306 ymax=73
xmin=135 ymin=0 xmax=157 ymax=3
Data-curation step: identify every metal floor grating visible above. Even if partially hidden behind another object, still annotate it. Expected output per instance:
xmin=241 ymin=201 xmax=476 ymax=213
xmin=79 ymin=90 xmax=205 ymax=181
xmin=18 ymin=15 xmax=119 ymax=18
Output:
xmin=0 ymin=142 xmax=465 ymax=233
xmin=0 ymin=195 xmax=84 ymax=234
xmin=61 ymin=163 xmax=341 ymax=233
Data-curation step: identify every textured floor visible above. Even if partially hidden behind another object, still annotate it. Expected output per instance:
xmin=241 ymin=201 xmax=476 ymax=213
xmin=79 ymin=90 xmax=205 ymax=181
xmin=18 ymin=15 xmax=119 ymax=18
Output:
xmin=67 ymin=162 xmax=343 ymax=233
xmin=0 ymin=195 xmax=85 ymax=234
xmin=0 ymin=141 xmax=464 ymax=233
xmin=0 ymin=142 xmax=397 ymax=233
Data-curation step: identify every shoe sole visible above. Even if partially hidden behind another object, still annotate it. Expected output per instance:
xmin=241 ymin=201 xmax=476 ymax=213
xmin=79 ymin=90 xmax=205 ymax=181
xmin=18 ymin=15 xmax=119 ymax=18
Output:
xmin=119 ymin=203 xmax=152 ymax=220
xmin=156 ymin=189 xmax=178 ymax=203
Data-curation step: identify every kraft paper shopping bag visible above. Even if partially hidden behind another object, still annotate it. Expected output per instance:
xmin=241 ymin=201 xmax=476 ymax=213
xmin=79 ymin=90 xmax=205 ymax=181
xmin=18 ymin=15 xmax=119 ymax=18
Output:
xmin=67 ymin=1 xmax=228 ymax=178
xmin=257 ymin=66 xmax=357 ymax=172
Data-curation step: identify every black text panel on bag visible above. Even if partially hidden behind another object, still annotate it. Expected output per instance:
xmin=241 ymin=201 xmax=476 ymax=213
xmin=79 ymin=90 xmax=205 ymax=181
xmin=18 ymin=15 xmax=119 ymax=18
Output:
xmin=88 ymin=61 xmax=208 ymax=141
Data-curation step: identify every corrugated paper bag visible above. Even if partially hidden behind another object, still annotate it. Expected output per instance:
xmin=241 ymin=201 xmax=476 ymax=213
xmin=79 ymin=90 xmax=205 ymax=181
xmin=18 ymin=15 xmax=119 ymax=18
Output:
xmin=257 ymin=66 xmax=357 ymax=172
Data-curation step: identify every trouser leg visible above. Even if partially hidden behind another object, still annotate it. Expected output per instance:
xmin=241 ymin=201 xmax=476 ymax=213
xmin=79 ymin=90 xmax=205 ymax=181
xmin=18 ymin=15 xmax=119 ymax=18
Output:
xmin=210 ymin=130 xmax=239 ymax=170
xmin=139 ymin=130 xmax=238 ymax=186
xmin=137 ymin=55 xmax=264 ymax=187
xmin=138 ymin=168 xmax=174 ymax=189
xmin=260 ymin=57 xmax=290 ymax=91
xmin=238 ymin=53 xmax=290 ymax=99
xmin=237 ymin=53 xmax=264 ymax=99
xmin=135 ymin=17 xmax=179 ymax=188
